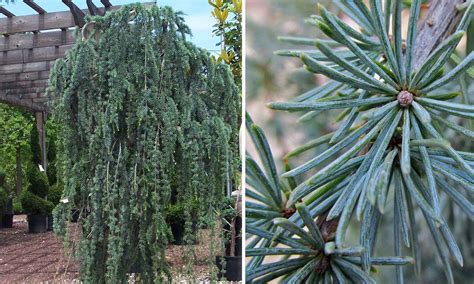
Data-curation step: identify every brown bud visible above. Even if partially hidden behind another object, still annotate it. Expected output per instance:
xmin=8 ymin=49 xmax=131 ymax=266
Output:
xmin=397 ymin=91 xmax=414 ymax=107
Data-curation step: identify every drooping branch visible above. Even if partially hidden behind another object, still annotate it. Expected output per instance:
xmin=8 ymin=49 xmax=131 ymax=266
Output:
xmin=413 ymin=0 xmax=466 ymax=69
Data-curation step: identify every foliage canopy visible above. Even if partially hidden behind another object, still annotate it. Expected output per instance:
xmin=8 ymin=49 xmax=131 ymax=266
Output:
xmin=48 ymin=4 xmax=240 ymax=282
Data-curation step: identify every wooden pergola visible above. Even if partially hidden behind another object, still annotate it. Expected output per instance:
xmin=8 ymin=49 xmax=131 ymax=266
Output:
xmin=0 ymin=0 xmax=155 ymax=169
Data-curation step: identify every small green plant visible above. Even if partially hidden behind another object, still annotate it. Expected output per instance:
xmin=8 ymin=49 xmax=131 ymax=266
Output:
xmin=247 ymin=0 xmax=474 ymax=283
xmin=12 ymin=197 xmax=23 ymax=214
xmin=209 ymin=0 xmax=242 ymax=81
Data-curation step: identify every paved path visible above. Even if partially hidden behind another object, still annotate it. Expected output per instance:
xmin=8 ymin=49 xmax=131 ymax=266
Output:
xmin=0 ymin=215 xmax=79 ymax=283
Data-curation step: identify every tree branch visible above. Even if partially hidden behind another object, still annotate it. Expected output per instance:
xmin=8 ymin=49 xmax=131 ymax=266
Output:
xmin=413 ymin=0 xmax=466 ymax=69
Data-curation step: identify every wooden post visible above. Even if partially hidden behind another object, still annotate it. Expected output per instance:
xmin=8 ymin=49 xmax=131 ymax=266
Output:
xmin=35 ymin=111 xmax=47 ymax=172
xmin=15 ymin=147 xmax=22 ymax=194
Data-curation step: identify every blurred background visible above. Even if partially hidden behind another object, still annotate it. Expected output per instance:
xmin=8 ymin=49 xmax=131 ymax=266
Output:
xmin=246 ymin=0 xmax=474 ymax=282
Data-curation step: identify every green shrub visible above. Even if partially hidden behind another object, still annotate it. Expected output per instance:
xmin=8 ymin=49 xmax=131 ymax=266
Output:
xmin=13 ymin=197 xmax=23 ymax=214
xmin=20 ymin=190 xmax=54 ymax=215
xmin=22 ymin=164 xmax=51 ymax=215
xmin=30 ymin=125 xmax=42 ymax=166
xmin=47 ymin=164 xmax=57 ymax=186
xmin=48 ymin=182 xmax=63 ymax=205
xmin=46 ymin=138 xmax=58 ymax=186
xmin=165 ymin=200 xmax=199 ymax=225
xmin=27 ymin=166 xmax=49 ymax=198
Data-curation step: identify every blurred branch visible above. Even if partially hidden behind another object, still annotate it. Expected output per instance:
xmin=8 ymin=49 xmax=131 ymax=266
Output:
xmin=413 ymin=0 xmax=466 ymax=69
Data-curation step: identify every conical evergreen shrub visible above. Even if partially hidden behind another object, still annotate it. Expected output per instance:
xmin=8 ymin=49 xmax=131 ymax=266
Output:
xmin=20 ymin=126 xmax=53 ymax=217
xmin=48 ymin=4 xmax=240 ymax=283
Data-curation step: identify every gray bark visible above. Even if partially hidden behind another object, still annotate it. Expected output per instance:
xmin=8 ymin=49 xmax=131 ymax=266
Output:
xmin=413 ymin=0 xmax=466 ymax=69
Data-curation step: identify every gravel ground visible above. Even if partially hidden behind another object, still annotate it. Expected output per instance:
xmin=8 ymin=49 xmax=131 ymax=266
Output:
xmin=0 ymin=215 xmax=240 ymax=283
xmin=0 ymin=215 xmax=79 ymax=283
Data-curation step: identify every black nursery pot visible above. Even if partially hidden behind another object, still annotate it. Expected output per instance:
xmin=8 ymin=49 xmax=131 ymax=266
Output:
xmin=170 ymin=222 xmax=198 ymax=245
xmin=1 ymin=214 xmax=13 ymax=228
xmin=27 ymin=214 xmax=47 ymax=233
xmin=216 ymin=255 xmax=242 ymax=281
xmin=47 ymin=214 xmax=53 ymax=231
xmin=1 ymin=198 xmax=14 ymax=228
xmin=4 ymin=197 xmax=13 ymax=214
xmin=70 ymin=208 xmax=80 ymax=223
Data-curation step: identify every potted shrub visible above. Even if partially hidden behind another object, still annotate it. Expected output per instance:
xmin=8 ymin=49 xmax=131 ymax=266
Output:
xmin=165 ymin=200 xmax=199 ymax=245
xmin=20 ymin=165 xmax=54 ymax=233
xmin=216 ymin=190 xmax=242 ymax=281
xmin=0 ymin=170 xmax=13 ymax=228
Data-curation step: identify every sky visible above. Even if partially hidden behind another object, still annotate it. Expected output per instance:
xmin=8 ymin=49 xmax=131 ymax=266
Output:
xmin=0 ymin=0 xmax=218 ymax=51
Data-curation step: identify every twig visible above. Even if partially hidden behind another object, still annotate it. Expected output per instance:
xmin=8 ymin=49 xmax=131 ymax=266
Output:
xmin=413 ymin=0 xmax=466 ymax=69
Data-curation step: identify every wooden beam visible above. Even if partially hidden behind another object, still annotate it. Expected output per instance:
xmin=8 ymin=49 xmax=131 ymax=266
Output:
xmin=0 ymin=94 xmax=46 ymax=112
xmin=0 ymin=7 xmax=15 ymax=18
xmin=87 ymin=0 xmax=104 ymax=16
xmin=0 ymin=44 xmax=73 ymax=65
xmin=6 ymin=92 xmax=43 ymax=99
xmin=24 ymin=0 xmax=47 ymax=15
xmin=0 ymin=79 xmax=48 ymax=89
xmin=0 ymin=3 xmax=156 ymax=35
xmin=101 ymin=0 xmax=113 ymax=9
xmin=0 ymin=10 xmax=76 ymax=35
xmin=62 ymin=0 xmax=86 ymax=27
xmin=0 ymin=70 xmax=50 ymax=83
xmin=0 ymin=29 xmax=75 ymax=52
xmin=0 ymin=60 xmax=55 ymax=75
xmin=32 ymin=96 xmax=48 ymax=103
xmin=0 ymin=87 xmax=47 ymax=95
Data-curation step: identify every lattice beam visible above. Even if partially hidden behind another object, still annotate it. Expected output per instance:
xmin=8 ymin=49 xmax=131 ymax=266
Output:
xmin=24 ymin=0 xmax=46 ymax=15
xmin=0 ymin=7 xmax=14 ymax=17
xmin=0 ymin=29 xmax=75 ymax=52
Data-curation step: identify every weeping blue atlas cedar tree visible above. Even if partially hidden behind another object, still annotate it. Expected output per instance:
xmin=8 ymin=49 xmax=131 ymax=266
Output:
xmin=246 ymin=0 xmax=474 ymax=283
xmin=47 ymin=4 xmax=240 ymax=282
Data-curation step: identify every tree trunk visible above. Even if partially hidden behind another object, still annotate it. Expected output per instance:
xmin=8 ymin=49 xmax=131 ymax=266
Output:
xmin=35 ymin=112 xmax=47 ymax=172
xmin=15 ymin=147 xmax=22 ymax=195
